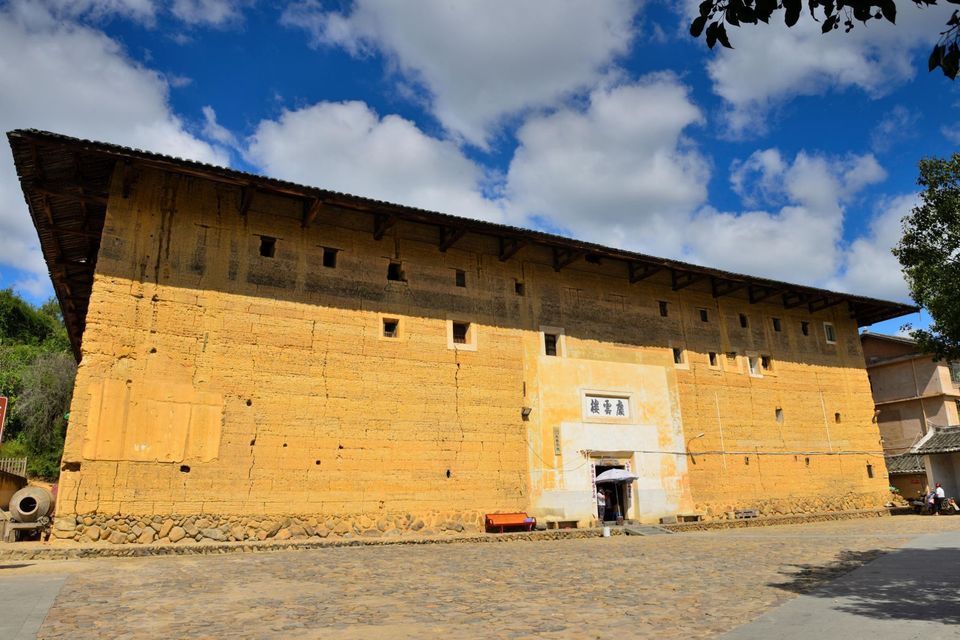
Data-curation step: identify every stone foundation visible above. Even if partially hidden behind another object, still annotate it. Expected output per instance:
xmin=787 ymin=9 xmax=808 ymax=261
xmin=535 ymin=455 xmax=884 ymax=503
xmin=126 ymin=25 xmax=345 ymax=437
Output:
xmin=694 ymin=491 xmax=892 ymax=521
xmin=50 ymin=511 xmax=485 ymax=544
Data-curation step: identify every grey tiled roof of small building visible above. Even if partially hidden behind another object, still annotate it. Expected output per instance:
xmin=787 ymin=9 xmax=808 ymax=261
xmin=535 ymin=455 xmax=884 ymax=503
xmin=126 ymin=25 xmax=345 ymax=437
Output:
xmin=884 ymin=453 xmax=925 ymax=475
xmin=914 ymin=427 xmax=960 ymax=455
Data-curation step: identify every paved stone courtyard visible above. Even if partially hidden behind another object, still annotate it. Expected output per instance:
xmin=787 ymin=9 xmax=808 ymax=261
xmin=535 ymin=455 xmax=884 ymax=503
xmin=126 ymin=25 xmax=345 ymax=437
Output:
xmin=3 ymin=515 xmax=960 ymax=639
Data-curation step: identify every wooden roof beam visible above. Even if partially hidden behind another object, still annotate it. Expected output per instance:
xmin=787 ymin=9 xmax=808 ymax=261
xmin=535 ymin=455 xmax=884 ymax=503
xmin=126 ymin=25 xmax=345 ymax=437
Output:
xmin=439 ymin=226 xmax=467 ymax=252
xmin=809 ymin=296 xmax=845 ymax=313
xmin=120 ymin=160 xmax=139 ymax=199
xmin=373 ymin=213 xmax=397 ymax=240
xmin=302 ymin=197 xmax=323 ymax=229
xmin=47 ymin=225 xmax=101 ymax=239
xmin=711 ymin=277 xmax=746 ymax=298
xmin=628 ymin=262 xmax=661 ymax=284
xmin=498 ymin=237 xmax=527 ymax=262
xmin=32 ymin=185 xmax=107 ymax=206
xmin=671 ymin=270 xmax=703 ymax=291
xmin=782 ymin=292 xmax=808 ymax=309
xmin=748 ymin=285 xmax=781 ymax=304
xmin=552 ymin=247 xmax=586 ymax=272
xmin=238 ymin=185 xmax=254 ymax=218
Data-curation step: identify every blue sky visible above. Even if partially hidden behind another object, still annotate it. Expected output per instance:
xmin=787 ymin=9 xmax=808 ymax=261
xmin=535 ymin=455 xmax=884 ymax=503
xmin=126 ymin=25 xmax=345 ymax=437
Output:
xmin=0 ymin=0 xmax=954 ymax=336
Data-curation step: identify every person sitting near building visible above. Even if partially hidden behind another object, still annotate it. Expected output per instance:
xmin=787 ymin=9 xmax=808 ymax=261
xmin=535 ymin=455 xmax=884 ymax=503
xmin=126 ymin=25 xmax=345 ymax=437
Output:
xmin=596 ymin=487 xmax=606 ymax=522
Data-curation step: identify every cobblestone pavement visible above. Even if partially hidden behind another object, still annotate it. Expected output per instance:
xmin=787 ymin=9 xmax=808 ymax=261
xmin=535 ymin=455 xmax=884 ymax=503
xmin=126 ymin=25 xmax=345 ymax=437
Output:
xmin=4 ymin=515 xmax=959 ymax=639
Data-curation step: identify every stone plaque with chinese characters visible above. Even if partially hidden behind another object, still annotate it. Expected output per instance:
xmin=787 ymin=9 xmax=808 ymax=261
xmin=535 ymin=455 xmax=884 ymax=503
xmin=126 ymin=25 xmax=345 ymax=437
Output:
xmin=583 ymin=394 xmax=630 ymax=420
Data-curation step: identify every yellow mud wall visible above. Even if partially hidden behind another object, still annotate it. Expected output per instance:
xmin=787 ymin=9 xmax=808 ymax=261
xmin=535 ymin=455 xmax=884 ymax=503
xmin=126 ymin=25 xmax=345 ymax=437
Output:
xmin=56 ymin=166 xmax=891 ymax=526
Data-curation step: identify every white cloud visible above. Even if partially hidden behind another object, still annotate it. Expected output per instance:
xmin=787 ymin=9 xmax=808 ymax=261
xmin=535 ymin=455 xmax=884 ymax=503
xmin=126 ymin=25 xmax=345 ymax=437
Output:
xmin=827 ymin=193 xmax=914 ymax=301
xmin=22 ymin=0 xmax=157 ymax=25
xmin=202 ymin=105 xmax=238 ymax=147
xmin=0 ymin=4 xmax=226 ymax=298
xmin=281 ymin=0 xmax=640 ymax=147
xmin=171 ymin=0 xmax=247 ymax=27
xmin=696 ymin=3 xmax=955 ymax=134
xmin=684 ymin=150 xmax=887 ymax=284
xmin=505 ymin=75 xmax=708 ymax=254
xmin=871 ymin=105 xmax=920 ymax=153
xmin=245 ymin=100 xmax=505 ymax=223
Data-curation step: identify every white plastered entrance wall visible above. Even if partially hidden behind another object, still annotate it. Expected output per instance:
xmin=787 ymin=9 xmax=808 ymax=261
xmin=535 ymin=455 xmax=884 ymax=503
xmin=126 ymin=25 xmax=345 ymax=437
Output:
xmin=528 ymin=355 xmax=696 ymax=525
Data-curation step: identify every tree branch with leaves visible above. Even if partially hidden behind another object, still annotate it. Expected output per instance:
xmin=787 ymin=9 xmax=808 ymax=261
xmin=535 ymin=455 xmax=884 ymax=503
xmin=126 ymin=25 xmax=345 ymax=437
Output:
xmin=894 ymin=154 xmax=960 ymax=361
xmin=690 ymin=1 xmax=960 ymax=79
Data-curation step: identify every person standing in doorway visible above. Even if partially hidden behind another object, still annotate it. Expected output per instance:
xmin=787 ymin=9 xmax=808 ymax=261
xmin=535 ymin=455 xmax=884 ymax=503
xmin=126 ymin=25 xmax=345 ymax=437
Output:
xmin=934 ymin=483 xmax=946 ymax=515
xmin=597 ymin=486 xmax=606 ymax=522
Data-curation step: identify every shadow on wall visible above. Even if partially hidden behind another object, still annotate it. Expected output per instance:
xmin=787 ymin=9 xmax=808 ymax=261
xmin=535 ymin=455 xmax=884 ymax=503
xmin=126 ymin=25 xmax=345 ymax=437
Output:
xmin=770 ymin=547 xmax=960 ymax=625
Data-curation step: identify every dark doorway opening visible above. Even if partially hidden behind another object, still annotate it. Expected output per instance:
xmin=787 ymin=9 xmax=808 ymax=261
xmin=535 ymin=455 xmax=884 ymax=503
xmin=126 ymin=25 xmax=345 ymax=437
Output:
xmin=595 ymin=463 xmax=629 ymax=523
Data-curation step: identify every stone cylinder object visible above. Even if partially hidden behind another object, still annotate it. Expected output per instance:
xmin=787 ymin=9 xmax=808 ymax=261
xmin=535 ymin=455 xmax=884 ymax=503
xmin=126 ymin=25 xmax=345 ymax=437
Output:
xmin=9 ymin=486 xmax=54 ymax=523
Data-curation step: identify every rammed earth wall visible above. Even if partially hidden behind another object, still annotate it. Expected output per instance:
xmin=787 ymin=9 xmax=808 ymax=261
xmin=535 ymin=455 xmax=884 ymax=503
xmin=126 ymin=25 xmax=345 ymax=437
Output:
xmin=49 ymin=165 xmax=893 ymax=543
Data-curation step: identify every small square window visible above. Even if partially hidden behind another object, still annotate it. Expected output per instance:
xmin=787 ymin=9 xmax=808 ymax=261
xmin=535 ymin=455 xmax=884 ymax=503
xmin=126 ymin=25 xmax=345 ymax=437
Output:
xmin=515 ymin=280 xmax=525 ymax=296
xmin=387 ymin=262 xmax=405 ymax=282
xmin=866 ymin=464 xmax=874 ymax=479
xmin=801 ymin=321 xmax=810 ymax=336
xmin=772 ymin=318 xmax=782 ymax=332
xmin=708 ymin=352 xmax=718 ymax=367
xmin=544 ymin=333 xmax=558 ymax=356
xmin=659 ymin=301 xmax=669 ymax=317
xmin=455 ymin=269 xmax=466 ymax=287
xmin=725 ymin=351 xmax=738 ymax=367
xmin=259 ymin=236 xmax=276 ymax=258
xmin=775 ymin=407 xmax=784 ymax=423
xmin=834 ymin=412 xmax=841 ymax=424
xmin=322 ymin=247 xmax=338 ymax=268
xmin=672 ymin=348 xmax=684 ymax=365
xmin=699 ymin=308 xmax=709 ymax=322
xmin=824 ymin=322 xmax=837 ymax=344
xmin=382 ymin=318 xmax=399 ymax=338
xmin=748 ymin=355 xmax=761 ymax=376
xmin=761 ymin=355 xmax=771 ymax=371
xmin=452 ymin=322 xmax=469 ymax=344
xmin=739 ymin=313 xmax=748 ymax=328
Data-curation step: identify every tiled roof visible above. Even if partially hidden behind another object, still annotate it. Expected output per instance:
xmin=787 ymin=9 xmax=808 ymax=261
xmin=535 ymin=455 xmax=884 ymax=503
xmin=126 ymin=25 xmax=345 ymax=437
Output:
xmin=884 ymin=453 xmax=925 ymax=475
xmin=913 ymin=427 xmax=960 ymax=455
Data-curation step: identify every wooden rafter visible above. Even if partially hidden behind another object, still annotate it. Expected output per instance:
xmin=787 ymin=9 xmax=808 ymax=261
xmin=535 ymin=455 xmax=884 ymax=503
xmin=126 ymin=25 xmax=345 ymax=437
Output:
xmin=671 ymin=270 xmax=703 ymax=291
xmin=47 ymin=225 xmax=101 ymax=239
xmin=302 ymin=197 xmax=323 ymax=228
xmin=628 ymin=262 xmax=660 ymax=284
xmin=238 ymin=186 xmax=254 ymax=217
xmin=782 ymin=292 xmax=808 ymax=309
xmin=748 ymin=285 xmax=781 ymax=304
xmin=121 ymin=161 xmax=138 ymax=199
xmin=439 ymin=226 xmax=467 ymax=252
xmin=809 ymin=296 xmax=845 ymax=313
xmin=711 ymin=277 xmax=746 ymax=298
xmin=31 ymin=185 xmax=107 ymax=206
xmin=552 ymin=247 xmax=585 ymax=272
xmin=498 ymin=237 xmax=527 ymax=262
xmin=373 ymin=213 xmax=397 ymax=240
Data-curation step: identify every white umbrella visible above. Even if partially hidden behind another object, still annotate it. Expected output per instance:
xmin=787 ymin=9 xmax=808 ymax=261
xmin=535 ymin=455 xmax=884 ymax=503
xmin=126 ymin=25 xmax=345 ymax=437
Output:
xmin=595 ymin=468 xmax=639 ymax=484
xmin=595 ymin=468 xmax=638 ymax=523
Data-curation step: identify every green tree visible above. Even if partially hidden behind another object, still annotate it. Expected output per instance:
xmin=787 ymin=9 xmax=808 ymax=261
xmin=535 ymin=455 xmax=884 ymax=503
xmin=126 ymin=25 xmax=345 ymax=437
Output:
xmin=0 ymin=290 xmax=74 ymax=478
xmin=11 ymin=353 xmax=76 ymax=478
xmin=894 ymin=153 xmax=960 ymax=361
xmin=689 ymin=1 xmax=960 ymax=79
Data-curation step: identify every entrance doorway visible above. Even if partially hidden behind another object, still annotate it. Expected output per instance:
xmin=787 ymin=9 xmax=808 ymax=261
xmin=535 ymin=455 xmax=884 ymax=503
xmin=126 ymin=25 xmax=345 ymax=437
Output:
xmin=595 ymin=463 xmax=629 ymax=522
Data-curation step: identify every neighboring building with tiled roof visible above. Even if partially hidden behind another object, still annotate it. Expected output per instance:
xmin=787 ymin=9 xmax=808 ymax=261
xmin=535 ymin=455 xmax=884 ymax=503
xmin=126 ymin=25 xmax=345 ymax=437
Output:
xmin=914 ymin=426 xmax=960 ymax=455
xmin=861 ymin=332 xmax=960 ymax=495
xmin=884 ymin=453 xmax=925 ymax=475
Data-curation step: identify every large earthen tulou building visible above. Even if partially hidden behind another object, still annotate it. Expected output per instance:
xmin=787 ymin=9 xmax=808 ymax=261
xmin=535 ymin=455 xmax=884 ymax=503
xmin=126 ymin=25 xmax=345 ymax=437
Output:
xmin=8 ymin=130 xmax=916 ymax=543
